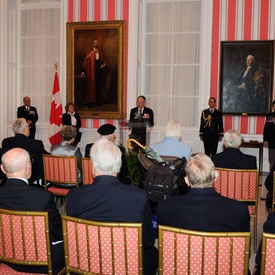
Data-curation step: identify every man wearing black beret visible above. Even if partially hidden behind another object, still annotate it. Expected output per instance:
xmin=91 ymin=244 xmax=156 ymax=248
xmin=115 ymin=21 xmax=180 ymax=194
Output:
xmin=84 ymin=124 xmax=130 ymax=184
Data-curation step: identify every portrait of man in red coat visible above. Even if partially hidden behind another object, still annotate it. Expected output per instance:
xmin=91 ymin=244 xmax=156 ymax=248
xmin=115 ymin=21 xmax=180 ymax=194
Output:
xmin=82 ymin=39 xmax=111 ymax=107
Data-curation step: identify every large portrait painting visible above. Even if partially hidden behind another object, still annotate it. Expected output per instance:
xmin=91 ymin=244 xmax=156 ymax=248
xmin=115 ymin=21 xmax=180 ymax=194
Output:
xmin=66 ymin=20 xmax=125 ymax=119
xmin=220 ymin=41 xmax=274 ymax=115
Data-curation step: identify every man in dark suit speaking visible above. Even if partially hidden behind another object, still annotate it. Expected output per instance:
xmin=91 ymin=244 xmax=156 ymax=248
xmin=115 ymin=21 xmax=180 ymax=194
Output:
xmin=67 ymin=138 xmax=158 ymax=275
xmin=157 ymin=153 xmax=250 ymax=233
xmin=211 ymin=129 xmax=257 ymax=169
xmin=129 ymin=95 xmax=154 ymax=146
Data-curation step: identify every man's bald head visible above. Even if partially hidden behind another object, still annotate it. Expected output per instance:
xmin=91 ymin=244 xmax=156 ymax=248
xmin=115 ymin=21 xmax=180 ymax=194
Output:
xmin=1 ymin=148 xmax=32 ymax=179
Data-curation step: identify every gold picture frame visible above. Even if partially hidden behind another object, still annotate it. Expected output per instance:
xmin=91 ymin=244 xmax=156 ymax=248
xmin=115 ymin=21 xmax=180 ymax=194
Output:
xmin=66 ymin=20 xmax=125 ymax=119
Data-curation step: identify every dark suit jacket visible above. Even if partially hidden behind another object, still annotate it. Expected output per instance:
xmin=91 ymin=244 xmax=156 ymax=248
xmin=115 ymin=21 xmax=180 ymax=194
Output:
xmin=66 ymin=176 xmax=157 ymax=274
xmin=62 ymin=112 xmax=82 ymax=132
xmin=1 ymin=134 xmax=49 ymax=181
xmin=211 ymin=147 xmax=257 ymax=169
xmin=129 ymin=106 xmax=154 ymax=128
xmin=199 ymin=108 xmax=224 ymax=140
xmin=129 ymin=107 xmax=154 ymax=146
xmin=263 ymin=112 xmax=275 ymax=148
xmin=255 ymin=212 xmax=275 ymax=274
xmin=157 ymin=188 xmax=250 ymax=232
xmin=0 ymin=178 xmax=64 ymax=273
xmin=17 ymin=105 xmax=38 ymax=137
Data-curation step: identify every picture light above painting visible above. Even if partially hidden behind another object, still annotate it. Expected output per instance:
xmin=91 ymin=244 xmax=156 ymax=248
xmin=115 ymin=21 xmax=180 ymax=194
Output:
xmin=219 ymin=40 xmax=274 ymax=116
xmin=66 ymin=20 xmax=125 ymax=119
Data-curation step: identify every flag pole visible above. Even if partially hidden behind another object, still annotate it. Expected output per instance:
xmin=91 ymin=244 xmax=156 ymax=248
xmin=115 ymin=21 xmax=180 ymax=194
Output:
xmin=54 ymin=63 xmax=58 ymax=71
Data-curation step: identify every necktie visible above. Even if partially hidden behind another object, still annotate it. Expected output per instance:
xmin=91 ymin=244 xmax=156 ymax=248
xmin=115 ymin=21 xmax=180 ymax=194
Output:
xmin=138 ymin=109 xmax=142 ymax=122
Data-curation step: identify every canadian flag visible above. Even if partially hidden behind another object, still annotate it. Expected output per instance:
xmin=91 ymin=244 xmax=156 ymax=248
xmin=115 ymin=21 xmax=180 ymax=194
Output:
xmin=49 ymin=71 xmax=63 ymax=145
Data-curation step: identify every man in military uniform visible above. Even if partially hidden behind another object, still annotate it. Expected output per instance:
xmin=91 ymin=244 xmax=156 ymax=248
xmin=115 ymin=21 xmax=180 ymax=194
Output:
xmin=199 ymin=97 xmax=224 ymax=156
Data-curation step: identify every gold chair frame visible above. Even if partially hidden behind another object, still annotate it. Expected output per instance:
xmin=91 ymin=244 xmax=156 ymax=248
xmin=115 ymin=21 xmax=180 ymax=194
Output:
xmin=214 ymin=167 xmax=259 ymax=252
xmin=260 ymin=232 xmax=275 ymax=275
xmin=0 ymin=208 xmax=64 ymax=274
xmin=158 ymin=225 xmax=250 ymax=275
xmin=81 ymin=157 xmax=94 ymax=185
xmin=62 ymin=215 xmax=143 ymax=274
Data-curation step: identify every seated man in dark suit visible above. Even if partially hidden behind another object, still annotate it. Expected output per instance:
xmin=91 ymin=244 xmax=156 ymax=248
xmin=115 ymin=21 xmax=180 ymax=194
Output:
xmin=157 ymin=153 xmax=250 ymax=232
xmin=263 ymin=163 xmax=275 ymax=208
xmin=85 ymin=123 xmax=130 ymax=184
xmin=1 ymin=118 xmax=49 ymax=184
xmin=67 ymin=138 xmax=158 ymax=275
xmin=0 ymin=148 xmax=64 ymax=274
xmin=254 ymin=212 xmax=275 ymax=274
xmin=211 ymin=129 xmax=257 ymax=169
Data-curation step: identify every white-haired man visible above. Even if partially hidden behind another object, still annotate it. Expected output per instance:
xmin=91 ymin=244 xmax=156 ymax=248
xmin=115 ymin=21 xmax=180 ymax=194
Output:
xmin=66 ymin=138 xmax=158 ymax=275
xmin=157 ymin=153 xmax=250 ymax=232
xmin=150 ymin=119 xmax=192 ymax=159
xmin=211 ymin=129 xmax=257 ymax=169
xmin=1 ymin=118 xmax=48 ymax=183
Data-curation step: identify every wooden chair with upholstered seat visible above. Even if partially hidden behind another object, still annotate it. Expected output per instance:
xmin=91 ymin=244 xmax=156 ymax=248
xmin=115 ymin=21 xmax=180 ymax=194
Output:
xmin=158 ymin=224 xmax=250 ymax=275
xmin=81 ymin=157 xmax=94 ymax=185
xmin=43 ymin=154 xmax=78 ymax=198
xmin=61 ymin=215 xmax=143 ymax=274
xmin=214 ymin=167 xmax=259 ymax=252
xmin=0 ymin=208 xmax=65 ymax=275
xmin=260 ymin=232 xmax=275 ymax=275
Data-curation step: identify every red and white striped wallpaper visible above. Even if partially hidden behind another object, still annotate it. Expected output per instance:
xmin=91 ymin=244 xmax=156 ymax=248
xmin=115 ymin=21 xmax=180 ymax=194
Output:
xmin=211 ymin=0 xmax=275 ymax=135
xmin=68 ymin=0 xmax=275 ymax=135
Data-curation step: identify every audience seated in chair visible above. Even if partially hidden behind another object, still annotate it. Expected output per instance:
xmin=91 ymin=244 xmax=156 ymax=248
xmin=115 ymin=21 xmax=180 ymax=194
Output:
xmin=254 ymin=212 xmax=275 ymax=275
xmin=157 ymin=153 xmax=250 ymax=233
xmin=263 ymin=162 xmax=275 ymax=209
xmin=0 ymin=148 xmax=64 ymax=274
xmin=85 ymin=123 xmax=130 ymax=184
xmin=211 ymin=129 xmax=257 ymax=169
xmin=1 ymin=118 xmax=49 ymax=184
xmin=51 ymin=125 xmax=83 ymax=185
xmin=150 ymin=119 xmax=192 ymax=159
xmin=67 ymin=138 xmax=158 ymax=275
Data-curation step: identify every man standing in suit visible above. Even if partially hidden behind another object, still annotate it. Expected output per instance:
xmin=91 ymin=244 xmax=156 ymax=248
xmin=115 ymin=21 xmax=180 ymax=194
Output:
xmin=263 ymin=100 xmax=275 ymax=171
xmin=129 ymin=95 xmax=154 ymax=146
xmin=157 ymin=153 xmax=250 ymax=232
xmin=0 ymin=148 xmax=64 ymax=274
xmin=199 ymin=97 xmax=224 ymax=156
xmin=67 ymin=138 xmax=158 ymax=275
xmin=1 ymin=118 xmax=48 ymax=183
xmin=211 ymin=129 xmax=257 ymax=169
xmin=17 ymin=96 xmax=38 ymax=139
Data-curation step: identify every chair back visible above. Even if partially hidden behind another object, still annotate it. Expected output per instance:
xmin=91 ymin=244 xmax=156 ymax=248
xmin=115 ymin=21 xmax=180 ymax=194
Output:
xmin=62 ymin=215 xmax=143 ymax=274
xmin=214 ymin=167 xmax=259 ymax=252
xmin=214 ymin=167 xmax=258 ymax=202
xmin=43 ymin=154 xmax=78 ymax=197
xmin=158 ymin=225 xmax=250 ymax=275
xmin=81 ymin=157 xmax=94 ymax=185
xmin=260 ymin=232 xmax=275 ymax=275
xmin=0 ymin=208 xmax=53 ymax=274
